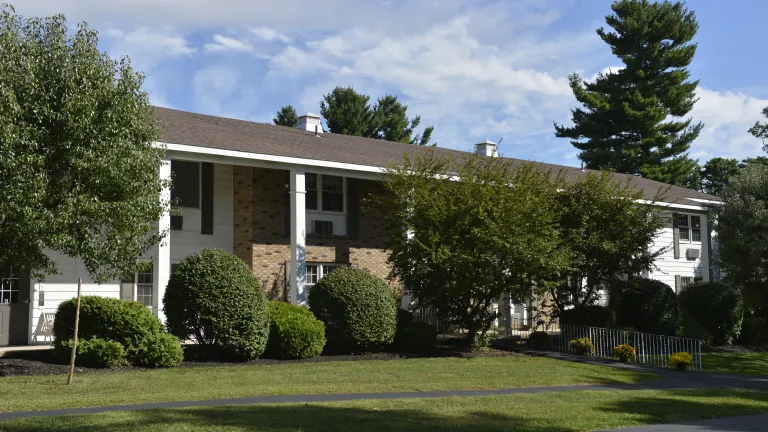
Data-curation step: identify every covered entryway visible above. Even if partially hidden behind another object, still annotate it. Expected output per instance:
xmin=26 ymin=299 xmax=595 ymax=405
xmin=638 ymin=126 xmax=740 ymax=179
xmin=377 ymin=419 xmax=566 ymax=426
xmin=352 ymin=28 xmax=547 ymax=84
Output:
xmin=0 ymin=267 xmax=31 ymax=346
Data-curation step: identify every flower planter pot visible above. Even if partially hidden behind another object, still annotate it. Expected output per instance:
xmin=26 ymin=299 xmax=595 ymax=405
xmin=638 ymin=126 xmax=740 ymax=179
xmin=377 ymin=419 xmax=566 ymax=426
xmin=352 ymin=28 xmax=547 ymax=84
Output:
xmin=619 ymin=356 xmax=629 ymax=363
xmin=676 ymin=363 xmax=687 ymax=371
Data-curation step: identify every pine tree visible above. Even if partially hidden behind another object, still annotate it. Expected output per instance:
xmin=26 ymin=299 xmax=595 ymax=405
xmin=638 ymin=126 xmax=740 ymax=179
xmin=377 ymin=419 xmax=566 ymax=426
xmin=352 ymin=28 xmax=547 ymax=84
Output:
xmin=555 ymin=0 xmax=703 ymax=187
xmin=273 ymin=104 xmax=298 ymax=127
xmin=319 ymin=86 xmax=376 ymax=137
xmin=374 ymin=95 xmax=435 ymax=145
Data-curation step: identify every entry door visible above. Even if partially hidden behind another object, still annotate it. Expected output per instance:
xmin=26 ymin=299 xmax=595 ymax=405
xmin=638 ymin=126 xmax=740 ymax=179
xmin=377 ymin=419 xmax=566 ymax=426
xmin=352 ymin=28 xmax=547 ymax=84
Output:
xmin=0 ymin=268 xmax=29 ymax=346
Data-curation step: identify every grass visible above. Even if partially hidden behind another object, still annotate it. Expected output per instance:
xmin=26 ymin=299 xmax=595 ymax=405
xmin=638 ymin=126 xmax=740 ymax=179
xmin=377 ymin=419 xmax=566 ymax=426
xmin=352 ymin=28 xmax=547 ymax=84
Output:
xmin=703 ymin=351 xmax=768 ymax=376
xmin=0 ymin=356 xmax=655 ymax=413
xmin=2 ymin=389 xmax=767 ymax=431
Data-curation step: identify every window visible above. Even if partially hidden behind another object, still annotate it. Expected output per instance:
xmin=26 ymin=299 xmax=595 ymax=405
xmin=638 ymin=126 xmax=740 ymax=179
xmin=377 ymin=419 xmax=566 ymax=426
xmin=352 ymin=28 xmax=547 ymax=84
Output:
xmin=0 ymin=267 xmax=19 ymax=304
xmin=136 ymin=265 xmax=154 ymax=307
xmin=680 ymin=276 xmax=693 ymax=290
xmin=170 ymin=215 xmax=183 ymax=231
xmin=171 ymin=161 xmax=200 ymax=208
xmin=312 ymin=220 xmax=334 ymax=235
xmin=305 ymin=173 xmax=344 ymax=213
xmin=305 ymin=263 xmax=346 ymax=289
xmin=677 ymin=214 xmax=702 ymax=243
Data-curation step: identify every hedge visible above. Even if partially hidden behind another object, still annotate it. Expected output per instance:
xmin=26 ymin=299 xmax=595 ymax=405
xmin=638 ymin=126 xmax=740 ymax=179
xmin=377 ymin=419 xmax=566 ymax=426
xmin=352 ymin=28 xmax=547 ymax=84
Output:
xmin=265 ymin=301 xmax=326 ymax=359
xmin=679 ymin=281 xmax=742 ymax=345
xmin=308 ymin=267 xmax=397 ymax=352
xmin=53 ymin=296 xmax=182 ymax=368
xmin=164 ymin=248 xmax=270 ymax=361
xmin=610 ymin=278 xmax=680 ymax=335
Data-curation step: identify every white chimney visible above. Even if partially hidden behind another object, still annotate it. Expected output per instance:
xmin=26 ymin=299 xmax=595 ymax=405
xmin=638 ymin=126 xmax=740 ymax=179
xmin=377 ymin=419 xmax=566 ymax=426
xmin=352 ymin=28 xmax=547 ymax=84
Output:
xmin=297 ymin=112 xmax=323 ymax=134
xmin=474 ymin=139 xmax=497 ymax=157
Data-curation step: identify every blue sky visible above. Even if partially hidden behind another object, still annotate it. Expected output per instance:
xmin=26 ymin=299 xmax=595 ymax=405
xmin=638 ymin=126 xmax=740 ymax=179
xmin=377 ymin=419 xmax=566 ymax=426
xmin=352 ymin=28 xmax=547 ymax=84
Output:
xmin=18 ymin=0 xmax=768 ymax=167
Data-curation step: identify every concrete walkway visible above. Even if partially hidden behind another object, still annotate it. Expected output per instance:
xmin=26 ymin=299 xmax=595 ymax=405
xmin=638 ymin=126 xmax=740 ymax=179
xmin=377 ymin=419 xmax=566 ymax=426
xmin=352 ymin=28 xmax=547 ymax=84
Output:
xmin=0 ymin=350 xmax=766 ymax=423
xmin=603 ymin=413 xmax=768 ymax=431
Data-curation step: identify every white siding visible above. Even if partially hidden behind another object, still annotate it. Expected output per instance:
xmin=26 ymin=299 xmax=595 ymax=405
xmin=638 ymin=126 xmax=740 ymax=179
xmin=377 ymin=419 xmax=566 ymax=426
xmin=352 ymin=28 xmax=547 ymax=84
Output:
xmin=648 ymin=211 xmax=709 ymax=291
xmin=25 ymin=163 xmax=234 ymax=344
xmin=170 ymin=163 xmax=234 ymax=261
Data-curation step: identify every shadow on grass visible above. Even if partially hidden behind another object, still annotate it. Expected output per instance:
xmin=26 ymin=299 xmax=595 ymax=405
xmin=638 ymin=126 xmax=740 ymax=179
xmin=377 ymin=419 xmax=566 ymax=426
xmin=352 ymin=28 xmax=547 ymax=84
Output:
xmin=0 ymin=405 xmax=572 ymax=432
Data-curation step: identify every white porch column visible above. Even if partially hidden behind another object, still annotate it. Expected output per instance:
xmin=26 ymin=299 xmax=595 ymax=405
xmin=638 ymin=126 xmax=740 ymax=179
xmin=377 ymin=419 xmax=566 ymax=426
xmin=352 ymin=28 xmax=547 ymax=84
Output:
xmin=154 ymin=156 xmax=172 ymax=323
xmin=289 ymin=169 xmax=307 ymax=305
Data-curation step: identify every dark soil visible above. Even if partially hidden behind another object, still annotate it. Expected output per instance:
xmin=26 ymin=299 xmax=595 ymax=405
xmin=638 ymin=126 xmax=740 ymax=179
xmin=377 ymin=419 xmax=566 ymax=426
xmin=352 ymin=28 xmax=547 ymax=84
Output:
xmin=0 ymin=338 xmax=524 ymax=378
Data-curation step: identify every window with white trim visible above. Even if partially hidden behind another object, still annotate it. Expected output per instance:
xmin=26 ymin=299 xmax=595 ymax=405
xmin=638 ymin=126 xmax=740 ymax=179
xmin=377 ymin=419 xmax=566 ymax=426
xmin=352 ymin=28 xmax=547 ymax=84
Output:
xmin=306 ymin=263 xmax=346 ymax=289
xmin=680 ymin=276 xmax=693 ymax=289
xmin=305 ymin=173 xmax=345 ymax=213
xmin=136 ymin=265 xmax=154 ymax=307
xmin=677 ymin=214 xmax=701 ymax=243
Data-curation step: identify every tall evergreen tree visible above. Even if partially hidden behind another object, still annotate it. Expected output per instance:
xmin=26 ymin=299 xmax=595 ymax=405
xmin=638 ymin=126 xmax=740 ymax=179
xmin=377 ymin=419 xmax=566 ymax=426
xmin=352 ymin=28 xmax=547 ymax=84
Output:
xmin=273 ymin=104 xmax=298 ymax=127
xmin=318 ymin=86 xmax=435 ymax=145
xmin=554 ymin=0 xmax=702 ymax=187
xmin=701 ymin=157 xmax=739 ymax=196
xmin=319 ymin=86 xmax=377 ymax=137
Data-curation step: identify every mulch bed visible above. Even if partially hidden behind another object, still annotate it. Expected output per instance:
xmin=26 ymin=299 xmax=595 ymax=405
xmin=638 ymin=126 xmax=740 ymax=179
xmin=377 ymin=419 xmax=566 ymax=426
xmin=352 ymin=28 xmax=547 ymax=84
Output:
xmin=0 ymin=340 xmax=524 ymax=378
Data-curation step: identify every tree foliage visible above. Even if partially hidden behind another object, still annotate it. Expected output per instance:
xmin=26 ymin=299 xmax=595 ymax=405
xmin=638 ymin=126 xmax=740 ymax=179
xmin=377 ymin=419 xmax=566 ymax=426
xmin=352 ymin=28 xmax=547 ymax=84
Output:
xmin=318 ymin=86 xmax=435 ymax=145
xmin=715 ymin=164 xmax=768 ymax=316
xmin=749 ymin=106 xmax=768 ymax=152
xmin=374 ymin=150 xmax=568 ymax=345
xmin=549 ymin=172 xmax=666 ymax=311
xmin=0 ymin=6 xmax=166 ymax=281
xmin=554 ymin=0 xmax=702 ymax=187
xmin=701 ymin=157 xmax=739 ymax=196
xmin=273 ymin=104 xmax=298 ymax=127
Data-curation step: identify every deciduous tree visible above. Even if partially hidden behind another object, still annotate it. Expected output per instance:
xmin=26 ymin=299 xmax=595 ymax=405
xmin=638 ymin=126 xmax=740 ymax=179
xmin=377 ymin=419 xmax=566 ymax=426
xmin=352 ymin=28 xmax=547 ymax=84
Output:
xmin=374 ymin=150 xmax=568 ymax=346
xmin=555 ymin=0 xmax=702 ymax=187
xmin=701 ymin=157 xmax=739 ymax=196
xmin=0 ymin=6 xmax=167 ymax=282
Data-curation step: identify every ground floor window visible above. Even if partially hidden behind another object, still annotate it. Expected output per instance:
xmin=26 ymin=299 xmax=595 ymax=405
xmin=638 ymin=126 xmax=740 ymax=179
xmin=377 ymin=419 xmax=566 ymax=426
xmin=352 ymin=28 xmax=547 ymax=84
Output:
xmin=136 ymin=265 xmax=154 ymax=307
xmin=0 ymin=267 xmax=19 ymax=304
xmin=306 ymin=263 xmax=346 ymax=289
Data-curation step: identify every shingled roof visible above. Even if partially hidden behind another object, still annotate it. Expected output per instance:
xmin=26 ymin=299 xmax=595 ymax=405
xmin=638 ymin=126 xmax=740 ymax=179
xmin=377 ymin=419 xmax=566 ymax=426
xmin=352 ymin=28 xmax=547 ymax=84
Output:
xmin=153 ymin=106 xmax=719 ymax=207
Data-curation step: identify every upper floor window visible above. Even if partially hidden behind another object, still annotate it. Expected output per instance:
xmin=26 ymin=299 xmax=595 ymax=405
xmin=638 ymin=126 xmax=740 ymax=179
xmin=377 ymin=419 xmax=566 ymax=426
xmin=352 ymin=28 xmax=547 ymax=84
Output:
xmin=171 ymin=161 xmax=200 ymax=208
xmin=306 ymin=174 xmax=344 ymax=213
xmin=677 ymin=214 xmax=701 ymax=243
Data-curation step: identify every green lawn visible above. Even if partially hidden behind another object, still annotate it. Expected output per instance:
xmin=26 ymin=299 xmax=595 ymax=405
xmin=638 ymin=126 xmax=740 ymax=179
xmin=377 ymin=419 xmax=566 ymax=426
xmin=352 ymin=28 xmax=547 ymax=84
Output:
xmin=2 ymin=389 xmax=767 ymax=431
xmin=703 ymin=352 xmax=768 ymax=376
xmin=0 ymin=356 xmax=655 ymax=413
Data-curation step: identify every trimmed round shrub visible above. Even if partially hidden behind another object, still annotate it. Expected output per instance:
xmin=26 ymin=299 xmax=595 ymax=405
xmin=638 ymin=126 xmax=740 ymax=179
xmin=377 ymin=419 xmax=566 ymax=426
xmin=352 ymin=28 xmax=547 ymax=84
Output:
xmin=570 ymin=337 xmax=594 ymax=355
xmin=140 ymin=332 xmax=185 ymax=368
xmin=681 ymin=311 xmax=712 ymax=346
xmin=308 ymin=267 xmax=397 ymax=352
xmin=164 ymin=248 xmax=270 ymax=361
xmin=610 ymin=279 xmax=680 ymax=335
xmin=679 ymin=281 xmax=742 ymax=345
xmin=53 ymin=296 xmax=180 ymax=367
xmin=529 ymin=331 xmax=551 ymax=349
xmin=560 ymin=306 xmax=615 ymax=328
xmin=265 ymin=301 xmax=326 ymax=359
xmin=58 ymin=338 xmax=127 ymax=368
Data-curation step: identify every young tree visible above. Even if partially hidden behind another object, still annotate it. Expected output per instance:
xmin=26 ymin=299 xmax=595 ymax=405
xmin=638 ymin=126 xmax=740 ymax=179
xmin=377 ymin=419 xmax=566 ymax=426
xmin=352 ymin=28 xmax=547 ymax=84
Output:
xmin=373 ymin=95 xmax=435 ymax=146
xmin=549 ymin=172 xmax=667 ymax=311
xmin=554 ymin=0 xmax=702 ymax=187
xmin=0 ymin=6 xmax=167 ymax=282
xmin=273 ymin=104 xmax=298 ymax=127
xmin=374 ymin=150 xmax=569 ymax=346
xmin=749 ymin=106 xmax=768 ymax=152
xmin=715 ymin=164 xmax=768 ymax=318
xmin=701 ymin=157 xmax=739 ymax=196
xmin=319 ymin=86 xmax=377 ymax=137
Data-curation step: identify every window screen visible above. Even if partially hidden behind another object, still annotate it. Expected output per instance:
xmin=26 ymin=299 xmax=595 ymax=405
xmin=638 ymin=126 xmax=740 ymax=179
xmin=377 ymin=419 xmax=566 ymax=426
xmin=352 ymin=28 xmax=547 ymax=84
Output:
xmin=677 ymin=214 xmax=690 ymax=241
xmin=136 ymin=265 xmax=154 ymax=307
xmin=691 ymin=216 xmax=702 ymax=242
xmin=171 ymin=161 xmax=200 ymax=208
xmin=322 ymin=175 xmax=344 ymax=212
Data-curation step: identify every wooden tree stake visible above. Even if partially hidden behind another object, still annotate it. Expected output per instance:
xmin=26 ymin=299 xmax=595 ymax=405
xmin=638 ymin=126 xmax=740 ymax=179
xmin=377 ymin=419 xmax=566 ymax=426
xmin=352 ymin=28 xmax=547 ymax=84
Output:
xmin=66 ymin=278 xmax=82 ymax=385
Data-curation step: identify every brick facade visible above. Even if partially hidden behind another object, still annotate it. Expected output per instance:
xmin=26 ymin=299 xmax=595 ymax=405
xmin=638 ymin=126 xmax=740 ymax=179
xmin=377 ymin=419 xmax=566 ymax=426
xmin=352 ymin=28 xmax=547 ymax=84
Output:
xmin=233 ymin=166 xmax=395 ymax=301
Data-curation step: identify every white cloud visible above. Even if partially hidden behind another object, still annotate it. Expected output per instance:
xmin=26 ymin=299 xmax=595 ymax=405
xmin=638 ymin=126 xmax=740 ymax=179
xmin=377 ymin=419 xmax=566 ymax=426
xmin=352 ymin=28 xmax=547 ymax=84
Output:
xmin=193 ymin=66 xmax=239 ymax=117
xmin=104 ymin=27 xmax=195 ymax=57
xmin=251 ymin=27 xmax=292 ymax=43
xmin=204 ymin=34 xmax=254 ymax=53
xmin=689 ymin=88 xmax=768 ymax=161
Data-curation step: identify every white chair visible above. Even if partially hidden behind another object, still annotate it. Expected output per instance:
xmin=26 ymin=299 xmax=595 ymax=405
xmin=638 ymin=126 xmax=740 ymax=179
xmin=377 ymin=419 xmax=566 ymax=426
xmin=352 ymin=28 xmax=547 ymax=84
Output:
xmin=32 ymin=312 xmax=56 ymax=342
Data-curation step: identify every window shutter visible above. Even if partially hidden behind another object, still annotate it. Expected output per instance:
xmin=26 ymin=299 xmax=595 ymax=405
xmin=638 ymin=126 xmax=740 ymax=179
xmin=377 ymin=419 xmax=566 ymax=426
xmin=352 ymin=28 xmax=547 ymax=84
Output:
xmin=674 ymin=275 xmax=682 ymax=293
xmin=672 ymin=212 xmax=680 ymax=259
xmin=201 ymin=162 xmax=214 ymax=234
xmin=347 ymin=178 xmax=360 ymax=240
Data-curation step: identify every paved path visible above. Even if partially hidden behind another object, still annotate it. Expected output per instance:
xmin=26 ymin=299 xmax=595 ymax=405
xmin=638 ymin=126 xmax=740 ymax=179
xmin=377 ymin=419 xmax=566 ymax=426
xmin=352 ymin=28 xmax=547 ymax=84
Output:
xmin=1 ymin=350 xmax=766 ymax=423
xmin=603 ymin=413 xmax=768 ymax=431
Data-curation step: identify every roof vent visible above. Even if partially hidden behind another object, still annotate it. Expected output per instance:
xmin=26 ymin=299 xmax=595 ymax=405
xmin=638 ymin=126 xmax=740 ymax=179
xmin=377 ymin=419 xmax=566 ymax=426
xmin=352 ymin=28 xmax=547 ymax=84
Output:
xmin=297 ymin=112 xmax=323 ymax=134
xmin=474 ymin=139 xmax=497 ymax=157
